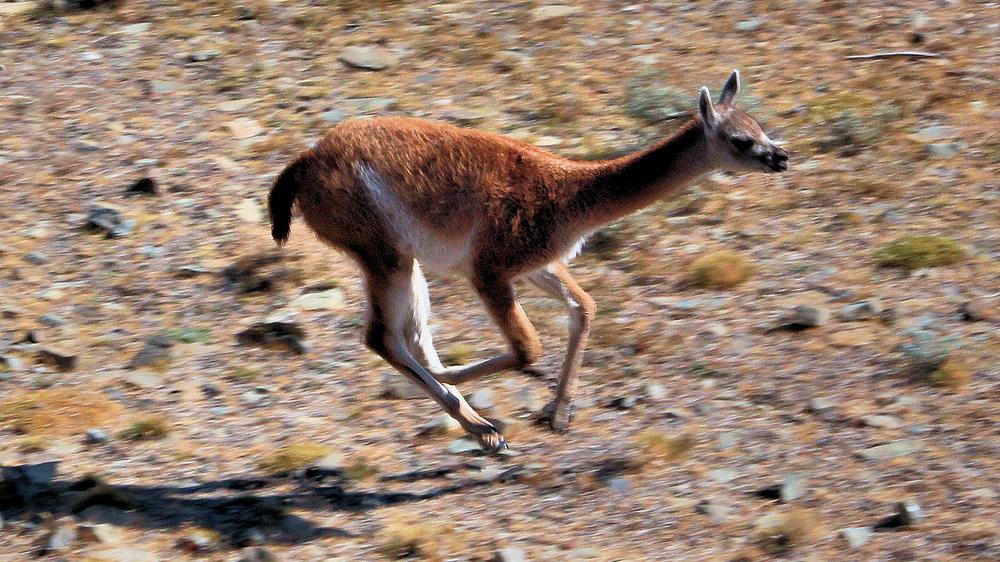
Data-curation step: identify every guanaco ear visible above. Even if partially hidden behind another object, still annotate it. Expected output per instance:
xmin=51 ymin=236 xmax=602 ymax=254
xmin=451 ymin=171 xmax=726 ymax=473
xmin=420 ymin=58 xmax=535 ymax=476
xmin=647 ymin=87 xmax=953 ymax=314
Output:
xmin=718 ymin=69 xmax=740 ymax=106
xmin=698 ymin=86 xmax=717 ymax=128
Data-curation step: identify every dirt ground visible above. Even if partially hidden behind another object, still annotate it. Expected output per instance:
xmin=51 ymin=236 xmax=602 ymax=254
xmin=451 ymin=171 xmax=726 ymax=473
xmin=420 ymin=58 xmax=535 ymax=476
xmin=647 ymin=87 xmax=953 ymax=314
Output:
xmin=1 ymin=1 xmax=999 ymax=560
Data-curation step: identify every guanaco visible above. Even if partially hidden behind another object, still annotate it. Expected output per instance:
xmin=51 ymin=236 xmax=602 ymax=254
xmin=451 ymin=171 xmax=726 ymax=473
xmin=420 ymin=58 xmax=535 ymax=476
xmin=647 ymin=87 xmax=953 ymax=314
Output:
xmin=268 ymin=71 xmax=788 ymax=451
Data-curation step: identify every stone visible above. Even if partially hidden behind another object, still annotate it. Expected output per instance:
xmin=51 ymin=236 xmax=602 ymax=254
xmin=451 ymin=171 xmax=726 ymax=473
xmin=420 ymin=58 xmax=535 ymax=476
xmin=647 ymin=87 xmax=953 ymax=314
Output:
xmin=38 ymin=347 xmax=79 ymax=371
xmin=836 ymin=299 xmax=882 ymax=321
xmin=468 ymin=389 xmax=494 ymax=410
xmin=85 ymin=429 xmax=111 ymax=444
xmin=644 ymin=382 xmax=667 ymax=400
xmin=960 ymin=299 xmax=994 ymax=322
xmin=860 ymin=414 xmax=903 ymax=430
xmin=225 ymin=118 xmax=265 ymax=139
xmin=447 ymin=438 xmax=482 ymax=454
xmin=908 ymin=126 xmax=959 ymax=142
xmin=925 ymin=142 xmax=960 ymax=159
xmin=122 ymin=371 xmax=163 ymax=389
xmin=707 ymin=469 xmax=739 ymax=484
xmin=695 ymin=499 xmax=728 ymax=523
xmin=736 ymin=18 xmax=765 ymax=32
xmin=124 ymin=177 xmax=157 ymax=196
xmin=321 ymin=109 xmax=348 ymax=124
xmin=858 ymin=439 xmax=923 ymax=461
xmin=37 ymin=313 xmax=66 ymax=327
xmin=830 ymin=327 xmax=875 ymax=347
xmin=44 ymin=525 xmax=78 ymax=552
xmin=23 ymin=251 xmax=49 ymax=265
xmin=236 ymin=320 xmax=307 ymax=354
xmin=235 ymin=198 xmax=264 ymax=223
xmin=126 ymin=337 xmax=174 ymax=369
xmin=875 ymin=500 xmax=924 ymax=529
xmin=380 ymin=373 xmax=425 ymax=399
xmin=531 ymin=5 xmax=583 ymax=20
xmin=607 ymin=476 xmax=631 ymax=493
xmin=186 ymin=50 xmax=220 ymax=62
xmin=780 ymin=473 xmax=808 ymax=502
xmin=85 ymin=205 xmax=134 ymax=238
xmin=338 ymin=46 xmax=398 ymax=70
xmin=792 ymin=304 xmax=830 ymax=327
xmin=715 ymin=431 xmax=739 ymax=451
xmin=494 ymin=547 xmax=527 ymax=562
xmin=900 ymin=330 xmax=950 ymax=374
xmin=218 ymin=99 xmax=256 ymax=112
xmin=85 ymin=547 xmax=157 ymax=562
xmin=343 ymin=97 xmax=397 ymax=112
xmin=0 ymin=355 xmax=24 ymax=372
xmin=149 ymin=80 xmax=183 ymax=94
xmin=444 ymin=108 xmax=487 ymax=126
xmin=78 ymin=523 xmax=124 ymax=544
xmin=840 ymin=526 xmax=873 ymax=548
xmin=808 ymin=397 xmax=839 ymax=415
xmin=289 ymin=289 xmax=346 ymax=312
xmin=119 ymin=23 xmax=152 ymax=35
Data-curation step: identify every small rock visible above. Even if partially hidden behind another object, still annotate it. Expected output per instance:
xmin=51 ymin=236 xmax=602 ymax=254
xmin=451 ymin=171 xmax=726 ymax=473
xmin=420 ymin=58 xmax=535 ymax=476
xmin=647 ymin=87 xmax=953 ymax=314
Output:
xmin=186 ymin=50 xmax=220 ymax=62
xmin=858 ymin=439 xmax=923 ymax=461
xmin=125 ymin=178 xmax=157 ymax=196
xmin=900 ymin=330 xmax=950 ymax=374
xmin=606 ymin=476 xmax=631 ymax=493
xmin=444 ymin=108 xmax=487 ymax=126
xmin=38 ymin=347 xmax=79 ymax=371
xmin=85 ymin=429 xmax=111 ymax=445
xmin=1 ymin=355 xmax=24 ymax=372
xmin=44 ymin=525 xmax=77 ymax=552
xmin=707 ymin=469 xmax=739 ymax=484
xmin=736 ymin=18 xmax=765 ymax=32
xmin=447 ymin=438 xmax=482 ymax=454
xmin=177 ymin=529 xmax=218 ymax=552
xmin=644 ymin=382 xmax=667 ymax=400
xmin=780 ymin=473 xmax=808 ymax=502
xmin=343 ymin=97 xmax=398 ymax=112
xmin=148 ymin=80 xmax=183 ymax=94
xmin=288 ymin=289 xmax=346 ymax=312
xmin=908 ymin=126 xmax=958 ymax=142
xmin=468 ymin=389 xmax=494 ymax=410
xmin=122 ymin=371 xmax=163 ymax=389
xmin=860 ymin=414 xmax=903 ymax=430
xmin=715 ymin=431 xmax=739 ymax=451
xmin=960 ymin=299 xmax=994 ymax=322
xmin=875 ymin=500 xmax=924 ymax=529
xmin=792 ymin=304 xmax=830 ymax=327
xmin=494 ymin=547 xmax=527 ymax=562
xmin=606 ymin=395 xmax=638 ymax=410
xmin=380 ymin=373 xmax=426 ymax=399
xmin=78 ymin=523 xmax=123 ymax=544
xmin=225 ymin=118 xmax=265 ymax=139
xmin=320 ymin=109 xmax=348 ymax=124
xmin=338 ymin=45 xmax=398 ymax=70
xmin=531 ymin=5 xmax=582 ymax=20
xmin=119 ymin=22 xmax=152 ymax=35
xmin=235 ymin=199 xmax=264 ymax=223
xmin=236 ymin=320 xmax=307 ymax=355
xmin=807 ymin=397 xmax=839 ymax=415
xmin=840 ymin=526 xmax=873 ymax=548
xmin=695 ymin=499 xmax=728 ymax=523
xmin=925 ymin=142 xmax=960 ymax=159
xmin=37 ymin=313 xmax=66 ymax=327
xmin=85 ymin=547 xmax=157 ymax=562
xmin=836 ymin=299 xmax=883 ymax=321
xmin=85 ymin=205 xmax=134 ymax=238
xmin=126 ymin=337 xmax=174 ymax=369
xmin=23 ymin=251 xmax=49 ymax=265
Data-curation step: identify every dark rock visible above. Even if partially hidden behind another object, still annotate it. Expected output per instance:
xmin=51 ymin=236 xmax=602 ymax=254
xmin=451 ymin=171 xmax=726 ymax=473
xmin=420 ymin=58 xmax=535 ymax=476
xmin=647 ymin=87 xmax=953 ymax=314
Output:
xmin=792 ymin=304 xmax=830 ymax=327
xmin=23 ymin=252 xmax=49 ymax=265
xmin=84 ymin=205 xmax=134 ymax=238
xmin=84 ymin=429 xmax=111 ymax=444
xmin=606 ymin=396 xmax=638 ymax=409
xmin=38 ymin=347 xmax=79 ymax=371
xmin=836 ymin=299 xmax=882 ymax=322
xmin=2 ymin=461 xmax=59 ymax=509
xmin=125 ymin=177 xmax=157 ymax=196
xmin=126 ymin=337 xmax=174 ymax=369
xmin=900 ymin=330 xmax=950 ymax=375
xmin=37 ymin=314 xmax=66 ymax=327
xmin=236 ymin=320 xmax=307 ymax=354
xmin=961 ymin=299 xmax=994 ymax=322
xmin=875 ymin=500 xmax=924 ymax=529
xmin=695 ymin=499 xmax=728 ymax=523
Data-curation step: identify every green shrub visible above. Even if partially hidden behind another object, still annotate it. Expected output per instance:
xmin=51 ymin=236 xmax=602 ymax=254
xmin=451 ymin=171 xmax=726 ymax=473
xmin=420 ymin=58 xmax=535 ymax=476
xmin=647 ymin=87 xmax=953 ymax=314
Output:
xmin=875 ymin=236 xmax=965 ymax=269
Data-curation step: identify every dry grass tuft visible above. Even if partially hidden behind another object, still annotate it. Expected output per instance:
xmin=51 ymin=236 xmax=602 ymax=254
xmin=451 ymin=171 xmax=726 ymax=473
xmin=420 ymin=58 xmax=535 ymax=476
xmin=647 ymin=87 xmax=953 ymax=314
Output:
xmin=689 ymin=250 xmax=756 ymax=289
xmin=754 ymin=508 xmax=823 ymax=554
xmin=928 ymin=357 xmax=972 ymax=390
xmin=635 ymin=430 xmax=695 ymax=463
xmin=874 ymin=235 xmax=965 ymax=269
xmin=0 ymin=389 xmax=125 ymax=436
xmin=258 ymin=441 xmax=330 ymax=475
xmin=376 ymin=514 xmax=462 ymax=561
xmin=119 ymin=415 xmax=171 ymax=441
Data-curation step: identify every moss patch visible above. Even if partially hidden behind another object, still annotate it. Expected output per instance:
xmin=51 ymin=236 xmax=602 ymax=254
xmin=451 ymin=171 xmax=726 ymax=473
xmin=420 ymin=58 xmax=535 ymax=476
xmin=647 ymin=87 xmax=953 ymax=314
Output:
xmin=875 ymin=235 xmax=965 ymax=269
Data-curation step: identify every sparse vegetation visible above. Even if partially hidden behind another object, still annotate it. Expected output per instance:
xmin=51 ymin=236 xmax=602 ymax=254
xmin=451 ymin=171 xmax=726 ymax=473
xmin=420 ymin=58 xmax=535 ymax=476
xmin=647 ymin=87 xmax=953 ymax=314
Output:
xmin=689 ymin=249 xmax=755 ymax=289
xmin=754 ymin=508 xmax=823 ymax=554
xmin=635 ymin=430 xmax=694 ymax=463
xmin=928 ymin=357 xmax=972 ymax=390
xmin=119 ymin=415 xmax=171 ymax=441
xmin=0 ymin=389 xmax=125 ymax=436
xmin=875 ymin=235 xmax=966 ymax=269
xmin=258 ymin=441 xmax=330 ymax=475
xmin=377 ymin=515 xmax=461 ymax=561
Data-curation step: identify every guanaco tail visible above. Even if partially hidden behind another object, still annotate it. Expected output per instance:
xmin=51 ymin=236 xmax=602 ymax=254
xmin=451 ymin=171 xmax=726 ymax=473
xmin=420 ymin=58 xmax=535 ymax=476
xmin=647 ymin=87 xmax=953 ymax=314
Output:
xmin=268 ymin=71 xmax=788 ymax=451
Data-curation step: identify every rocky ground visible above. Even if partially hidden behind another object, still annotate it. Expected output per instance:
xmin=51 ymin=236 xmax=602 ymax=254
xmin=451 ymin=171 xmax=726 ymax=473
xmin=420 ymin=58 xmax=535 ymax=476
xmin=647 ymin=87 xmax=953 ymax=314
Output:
xmin=2 ymin=1 xmax=1000 ymax=560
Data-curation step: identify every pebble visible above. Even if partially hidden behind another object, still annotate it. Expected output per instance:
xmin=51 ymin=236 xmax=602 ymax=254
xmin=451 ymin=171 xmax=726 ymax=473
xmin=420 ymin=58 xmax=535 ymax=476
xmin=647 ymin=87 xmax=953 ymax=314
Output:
xmin=695 ymin=500 xmax=728 ymax=523
xmin=908 ymin=126 xmax=959 ymax=142
xmin=122 ymin=371 xmax=164 ymax=389
xmin=23 ymin=251 xmax=49 ymax=265
xmin=808 ymin=397 xmax=839 ymax=415
xmin=126 ymin=337 xmax=174 ymax=369
xmin=925 ymin=142 xmax=960 ymax=159
xmin=343 ymin=97 xmax=397 ymax=112
xmin=736 ymin=18 xmax=765 ymax=32
xmin=644 ymin=382 xmax=667 ymax=400
xmin=225 ymin=118 xmax=265 ymax=139
xmin=780 ymin=473 xmax=808 ymax=502
xmin=0 ymin=355 xmax=24 ymax=372
xmin=288 ymin=289 xmax=346 ymax=312
xmin=494 ymin=547 xmax=527 ymax=562
xmin=149 ymin=80 xmax=183 ymax=94
xmin=836 ymin=299 xmax=882 ymax=321
xmin=607 ymin=476 xmax=631 ymax=493
xmin=447 ymin=438 xmax=482 ymax=454
xmin=85 ymin=429 xmax=111 ymax=444
xmin=707 ymin=468 xmax=739 ymax=484
xmin=860 ymin=414 xmax=903 ymax=430
xmin=840 ymin=526 xmax=873 ymax=548
xmin=468 ymin=389 xmax=494 ymax=410
xmin=85 ymin=205 xmax=134 ymax=238
xmin=321 ymin=109 xmax=348 ymax=124
xmin=875 ymin=500 xmax=925 ymax=529
xmin=44 ymin=525 xmax=78 ymax=552
xmin=338 ymin=45 xmax=398 ymax=70
xmin=531 ymin=5 xmax=583 ymax=20
xmin=38 ymin=347 xmax=79 ymax=371
xmin=858 ymin=439 xmax=923 ymax=461
xmin=85 ymin=547 xmax=157 ymax=562
xmin=792 ymin=304 xmax=830 ymax=327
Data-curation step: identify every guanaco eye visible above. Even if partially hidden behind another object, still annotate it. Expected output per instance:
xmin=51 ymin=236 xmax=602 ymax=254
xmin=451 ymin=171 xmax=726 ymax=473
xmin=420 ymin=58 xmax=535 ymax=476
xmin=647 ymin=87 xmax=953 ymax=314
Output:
xmin=731 ymin=137 xmax=754 ymax=152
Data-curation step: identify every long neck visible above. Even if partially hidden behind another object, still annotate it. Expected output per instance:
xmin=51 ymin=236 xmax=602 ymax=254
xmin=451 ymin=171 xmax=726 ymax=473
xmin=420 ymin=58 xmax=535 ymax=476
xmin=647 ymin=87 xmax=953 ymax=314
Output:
xmin=566 ymin=119 xmax=715 ymax=229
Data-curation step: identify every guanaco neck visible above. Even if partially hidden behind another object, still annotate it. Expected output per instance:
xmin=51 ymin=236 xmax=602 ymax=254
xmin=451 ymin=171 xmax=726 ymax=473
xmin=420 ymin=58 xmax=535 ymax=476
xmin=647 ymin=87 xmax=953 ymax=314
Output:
xmin=567 ymin=118 xmax=715 ymax=230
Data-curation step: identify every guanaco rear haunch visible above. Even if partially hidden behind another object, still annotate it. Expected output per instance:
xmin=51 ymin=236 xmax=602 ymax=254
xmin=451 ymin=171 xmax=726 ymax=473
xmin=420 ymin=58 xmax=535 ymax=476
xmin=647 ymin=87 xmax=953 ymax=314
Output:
xmin=268 ymin=71 xmax=788 ymax=451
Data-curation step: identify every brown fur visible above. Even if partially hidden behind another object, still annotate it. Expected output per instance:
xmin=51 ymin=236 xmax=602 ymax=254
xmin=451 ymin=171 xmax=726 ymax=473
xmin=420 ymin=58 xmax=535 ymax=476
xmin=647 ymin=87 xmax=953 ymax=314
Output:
xmin=268 ymin=72 xmax=787 ymax=450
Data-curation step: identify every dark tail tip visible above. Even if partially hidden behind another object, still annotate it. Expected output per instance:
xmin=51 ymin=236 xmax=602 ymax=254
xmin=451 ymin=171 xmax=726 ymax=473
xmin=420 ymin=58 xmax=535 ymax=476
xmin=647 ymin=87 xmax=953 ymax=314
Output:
xmin=268 ymin=158 xmax=305 ymax=245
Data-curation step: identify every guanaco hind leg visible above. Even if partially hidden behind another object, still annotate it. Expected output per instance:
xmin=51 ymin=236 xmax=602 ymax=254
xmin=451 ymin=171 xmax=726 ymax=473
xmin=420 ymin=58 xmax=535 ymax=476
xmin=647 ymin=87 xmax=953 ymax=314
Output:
xmin=363 ymin=259 xmax=506 ymax=450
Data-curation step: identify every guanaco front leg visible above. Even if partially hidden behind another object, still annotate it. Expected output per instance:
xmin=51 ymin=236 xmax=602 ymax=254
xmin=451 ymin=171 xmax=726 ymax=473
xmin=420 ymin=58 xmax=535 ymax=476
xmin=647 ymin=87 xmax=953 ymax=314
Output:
xmin=525 ymin=263 xmax=596 ymax=431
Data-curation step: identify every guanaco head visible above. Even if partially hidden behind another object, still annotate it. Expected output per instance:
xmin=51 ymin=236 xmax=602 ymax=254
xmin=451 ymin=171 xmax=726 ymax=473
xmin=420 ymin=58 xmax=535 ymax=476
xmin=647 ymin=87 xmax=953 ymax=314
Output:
xmin=698 ymin=70 xmax=788 ymax=173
